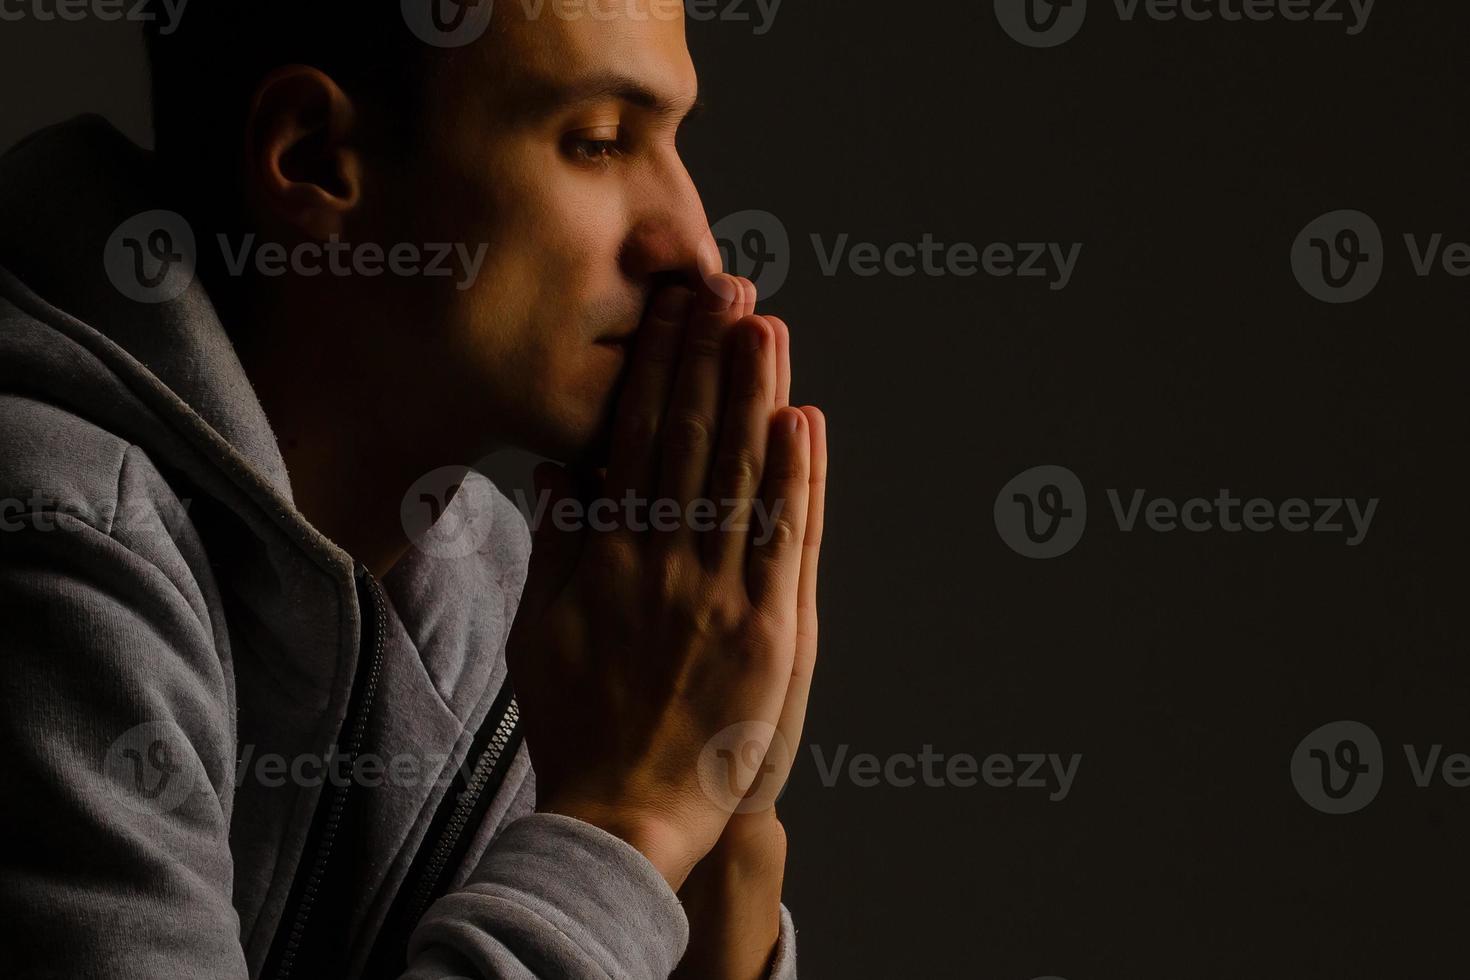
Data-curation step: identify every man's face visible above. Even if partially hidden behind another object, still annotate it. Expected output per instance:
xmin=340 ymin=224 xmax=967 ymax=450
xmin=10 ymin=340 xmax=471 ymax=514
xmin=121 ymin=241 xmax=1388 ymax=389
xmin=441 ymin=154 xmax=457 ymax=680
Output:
xmin=364 ymin=2 xmax=716 ymax=465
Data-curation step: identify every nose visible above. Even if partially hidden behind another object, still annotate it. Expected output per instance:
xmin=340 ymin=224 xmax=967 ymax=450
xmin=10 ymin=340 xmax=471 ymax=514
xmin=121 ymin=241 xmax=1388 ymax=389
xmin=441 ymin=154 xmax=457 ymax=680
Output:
xmin=619 ymin=156 xmax=722 ymax=291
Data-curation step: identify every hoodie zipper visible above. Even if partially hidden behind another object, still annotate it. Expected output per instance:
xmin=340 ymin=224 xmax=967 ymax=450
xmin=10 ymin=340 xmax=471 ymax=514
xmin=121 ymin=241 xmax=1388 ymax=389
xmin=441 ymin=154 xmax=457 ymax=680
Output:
xmin=363 ymin=682 xmax=523 ymax=979
xmin=266 ymin=566 xmax=387 ymax=980
xmin=402 ymin=693 xmax=520 ymax=922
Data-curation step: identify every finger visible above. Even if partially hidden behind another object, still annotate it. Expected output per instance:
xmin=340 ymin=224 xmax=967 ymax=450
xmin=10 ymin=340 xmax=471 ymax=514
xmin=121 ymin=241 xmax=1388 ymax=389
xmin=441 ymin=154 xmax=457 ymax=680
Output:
xmin=705 ymin=315 xmax=776 ymax=571
xmin=736 ymin=275 xmax=757 ymax=318
xmin=604 ymin=286 xmax=694 ymax=502
xmin=517 ymin=462 xmax=584 ymax=617
xmin=745 ymin=408 xmax=810 ymax=608
xmin=795 ymin=407 xmax=828 ymax=622
xmin=766 ymin=315 xmax=791 ymax=408
xmin=773 ymin=406 xmax=828 ymax=757
xmin=657 ymin=273 xmax=742 ymax=532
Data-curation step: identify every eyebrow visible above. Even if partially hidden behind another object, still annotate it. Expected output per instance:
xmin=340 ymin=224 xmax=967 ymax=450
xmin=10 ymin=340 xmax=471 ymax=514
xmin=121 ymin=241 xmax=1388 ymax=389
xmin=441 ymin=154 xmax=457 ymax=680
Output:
xmin=501 ymin=70 xmax=704 ymax=124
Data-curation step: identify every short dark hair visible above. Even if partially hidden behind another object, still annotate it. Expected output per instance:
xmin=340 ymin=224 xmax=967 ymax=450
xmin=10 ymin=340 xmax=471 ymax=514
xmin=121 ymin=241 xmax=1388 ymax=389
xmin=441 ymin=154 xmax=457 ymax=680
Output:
xmin=142 ymin=3 xmax=432 ymax=201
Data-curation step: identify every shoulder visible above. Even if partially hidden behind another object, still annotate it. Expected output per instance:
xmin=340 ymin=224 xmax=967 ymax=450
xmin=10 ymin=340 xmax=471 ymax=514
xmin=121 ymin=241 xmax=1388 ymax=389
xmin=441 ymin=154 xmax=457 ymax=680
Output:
xmin=0 ymin=392 xmax=216 ymax=638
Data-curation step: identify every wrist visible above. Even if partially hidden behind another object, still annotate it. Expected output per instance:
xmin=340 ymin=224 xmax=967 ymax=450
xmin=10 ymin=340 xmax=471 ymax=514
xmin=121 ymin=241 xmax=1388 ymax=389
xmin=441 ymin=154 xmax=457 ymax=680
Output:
xmin=673 ymin=811 xmax=787 ymax=980
xmin=705 ymin=809 xmax=787 ymax=876
xmin=537 ymin=795 xmax=702 ymax=891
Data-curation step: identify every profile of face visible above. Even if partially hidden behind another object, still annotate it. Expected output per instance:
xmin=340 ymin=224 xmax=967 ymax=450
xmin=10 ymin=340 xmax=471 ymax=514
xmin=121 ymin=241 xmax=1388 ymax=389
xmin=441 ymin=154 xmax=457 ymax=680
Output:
xmin=337 ymin=2 xmax=719 ymax=466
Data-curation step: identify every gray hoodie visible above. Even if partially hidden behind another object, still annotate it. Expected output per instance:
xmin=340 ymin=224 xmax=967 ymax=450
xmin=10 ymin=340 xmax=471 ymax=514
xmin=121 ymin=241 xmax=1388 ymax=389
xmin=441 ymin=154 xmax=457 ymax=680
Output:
xmin=0 ymin=116 xmax=797 ymax=980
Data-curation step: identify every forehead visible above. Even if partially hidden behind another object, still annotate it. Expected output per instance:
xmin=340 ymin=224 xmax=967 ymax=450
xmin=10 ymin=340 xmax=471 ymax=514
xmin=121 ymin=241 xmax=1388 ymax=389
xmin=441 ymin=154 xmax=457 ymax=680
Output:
xmin=473 ymin=1 xmax=698 ymax=117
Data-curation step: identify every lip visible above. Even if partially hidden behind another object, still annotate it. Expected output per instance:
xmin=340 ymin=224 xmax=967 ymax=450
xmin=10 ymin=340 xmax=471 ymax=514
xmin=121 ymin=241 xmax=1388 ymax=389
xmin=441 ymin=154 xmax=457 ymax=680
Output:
xmin=594 ymin=337 xmax=631 ymax=358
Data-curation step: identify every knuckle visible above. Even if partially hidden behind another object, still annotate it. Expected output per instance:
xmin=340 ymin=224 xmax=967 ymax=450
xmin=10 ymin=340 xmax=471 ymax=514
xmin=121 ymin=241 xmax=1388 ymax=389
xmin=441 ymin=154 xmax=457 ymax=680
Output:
xmin=765 ymin=514 xmax=799 ymax=549
xmin=697 ymin=594 xmax=747 ymax=637
xmin=666 ymin=413 xmax=714 ymax=458
xmin=685 ymin=326 xmax=726 ymax=360
xmin=766 ymin=452 xmax=805 ymax=483
xmin=589 ymin=535 xmax=636 ymax=577
xmin=712 ymin=449 xmax=760 ymax=495
xmin=662 ymin=575 xmax=744 ymax=638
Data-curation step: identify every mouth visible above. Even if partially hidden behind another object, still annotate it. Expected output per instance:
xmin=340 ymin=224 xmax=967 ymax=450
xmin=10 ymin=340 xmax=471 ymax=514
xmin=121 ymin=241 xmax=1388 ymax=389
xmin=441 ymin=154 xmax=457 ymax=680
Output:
xmin=595 ymin=318 xmax=641 ymax=349
xmin=594 ymin=335 xmax=634 ymax=364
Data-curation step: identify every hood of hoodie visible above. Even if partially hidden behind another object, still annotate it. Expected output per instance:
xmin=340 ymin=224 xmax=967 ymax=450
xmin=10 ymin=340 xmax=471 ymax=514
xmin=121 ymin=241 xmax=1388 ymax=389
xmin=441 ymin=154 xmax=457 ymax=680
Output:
xmin=0 ymin=115 xmax=534 ymax=975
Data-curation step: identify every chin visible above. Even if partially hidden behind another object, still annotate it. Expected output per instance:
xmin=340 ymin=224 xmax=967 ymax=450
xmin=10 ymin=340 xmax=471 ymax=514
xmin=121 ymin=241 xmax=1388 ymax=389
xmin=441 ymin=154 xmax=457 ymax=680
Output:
xmin=517 ymin=394 xmax=617 ymax=469
xmin=512 ymin=350 xmax=627 ymax=466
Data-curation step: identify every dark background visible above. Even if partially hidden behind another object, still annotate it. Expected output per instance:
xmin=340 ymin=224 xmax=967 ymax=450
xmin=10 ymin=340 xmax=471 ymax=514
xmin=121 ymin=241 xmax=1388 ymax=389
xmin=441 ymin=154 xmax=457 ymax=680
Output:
xmin=5 ymin=4 xmax=1468 ymax=977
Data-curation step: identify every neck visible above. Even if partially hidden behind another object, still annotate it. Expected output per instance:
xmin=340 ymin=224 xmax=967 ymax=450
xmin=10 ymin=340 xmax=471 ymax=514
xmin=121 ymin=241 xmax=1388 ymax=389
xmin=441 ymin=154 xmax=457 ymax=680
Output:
xmin=230 ymin=289 xmax=416 ymax=580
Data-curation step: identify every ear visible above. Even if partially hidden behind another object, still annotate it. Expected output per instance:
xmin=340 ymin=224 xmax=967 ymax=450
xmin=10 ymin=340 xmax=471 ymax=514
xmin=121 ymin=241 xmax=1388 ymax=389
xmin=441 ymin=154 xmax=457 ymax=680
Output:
xmin=243 ymin=66 xmax=362 ymax=240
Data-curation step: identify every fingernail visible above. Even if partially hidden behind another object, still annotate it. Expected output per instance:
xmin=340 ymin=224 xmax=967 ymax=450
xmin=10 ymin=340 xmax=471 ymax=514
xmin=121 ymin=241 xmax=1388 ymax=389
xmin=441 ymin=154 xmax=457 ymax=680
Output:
xmin=780 ymin=410 xmax=800 ymax=434
xmin=701 ymin=275 xmax=737 ymax=311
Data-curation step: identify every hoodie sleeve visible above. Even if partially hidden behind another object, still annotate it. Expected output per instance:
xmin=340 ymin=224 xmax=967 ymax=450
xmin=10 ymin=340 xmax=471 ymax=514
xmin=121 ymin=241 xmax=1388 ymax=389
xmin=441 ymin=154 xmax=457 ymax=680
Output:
xmin=0 ymin=508 xmax=249 ymax=979
xmin=402 ymin=814 xmax=690 ymax=978
xmin=403 ymin=816 xmax=802 ymax=979
xmin=768 ymin=905 xmax=799 ymax=978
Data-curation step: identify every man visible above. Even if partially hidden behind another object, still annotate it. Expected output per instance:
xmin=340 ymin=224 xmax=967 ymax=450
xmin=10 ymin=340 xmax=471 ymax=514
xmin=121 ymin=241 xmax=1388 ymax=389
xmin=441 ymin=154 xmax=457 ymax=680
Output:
xmin=0 ymin=2 xmax=828 ymax=977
